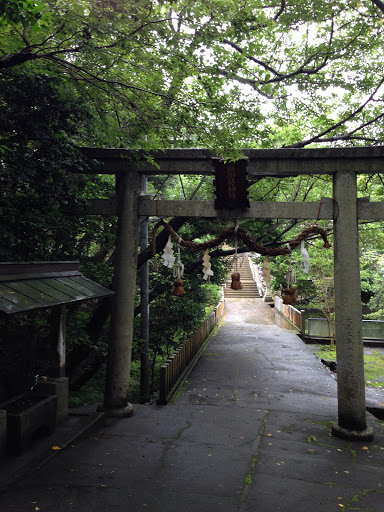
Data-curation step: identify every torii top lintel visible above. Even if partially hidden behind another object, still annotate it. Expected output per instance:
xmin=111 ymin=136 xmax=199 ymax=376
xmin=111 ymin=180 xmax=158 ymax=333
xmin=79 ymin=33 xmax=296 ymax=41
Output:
xmin=80 ymin=146 xmax=384 ymax=177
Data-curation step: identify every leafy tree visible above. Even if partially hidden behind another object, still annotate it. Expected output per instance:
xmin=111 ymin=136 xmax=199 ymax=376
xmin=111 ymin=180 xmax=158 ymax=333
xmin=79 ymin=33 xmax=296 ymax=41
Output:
xmin=0 ymin=73 xmax=98 ymax=260
xmin=3 ymin=1 xmax=384 ymax=150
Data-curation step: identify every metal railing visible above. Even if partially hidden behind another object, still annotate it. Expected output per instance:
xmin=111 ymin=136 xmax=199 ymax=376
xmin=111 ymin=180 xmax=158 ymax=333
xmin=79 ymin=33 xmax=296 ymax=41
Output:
xmin=274 ymin=304 xmax=384 ymax=343
xmin=307 ymin=318 xmax=384 ymax=340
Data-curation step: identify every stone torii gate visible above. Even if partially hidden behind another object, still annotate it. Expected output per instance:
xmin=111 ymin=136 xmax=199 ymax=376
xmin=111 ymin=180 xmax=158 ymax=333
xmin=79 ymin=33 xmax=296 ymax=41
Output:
xmin=82 ymin=146 xmax=384 ymax=441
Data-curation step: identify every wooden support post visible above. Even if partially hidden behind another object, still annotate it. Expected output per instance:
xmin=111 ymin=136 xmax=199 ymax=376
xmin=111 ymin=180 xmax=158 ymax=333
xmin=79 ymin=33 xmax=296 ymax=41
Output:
xmin=332 ymin=171 xmax=373 ymax=441
xmin=102 ymin=170 xmax=141 ymax=417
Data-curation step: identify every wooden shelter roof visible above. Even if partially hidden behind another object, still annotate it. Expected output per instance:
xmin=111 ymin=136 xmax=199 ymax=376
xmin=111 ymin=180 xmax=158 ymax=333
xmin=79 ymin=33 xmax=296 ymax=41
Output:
xmin=0 ymin=262 xmax=114 ymax=315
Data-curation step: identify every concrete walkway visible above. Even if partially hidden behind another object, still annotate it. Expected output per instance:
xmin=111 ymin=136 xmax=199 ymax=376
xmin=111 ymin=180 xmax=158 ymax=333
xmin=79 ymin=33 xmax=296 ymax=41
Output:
xmin=0 ymin=298 xmax=384 ymax=511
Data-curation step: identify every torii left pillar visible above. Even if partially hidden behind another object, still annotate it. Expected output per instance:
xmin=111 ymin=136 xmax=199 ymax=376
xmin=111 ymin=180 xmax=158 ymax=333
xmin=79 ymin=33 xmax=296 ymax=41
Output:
xmin=101 ymin=170 xmax=141 ymax=417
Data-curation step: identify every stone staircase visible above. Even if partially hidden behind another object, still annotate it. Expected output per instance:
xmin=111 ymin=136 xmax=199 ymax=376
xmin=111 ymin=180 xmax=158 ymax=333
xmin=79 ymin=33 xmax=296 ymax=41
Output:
xmin=224 ymin=254 xmax=261 ymax=298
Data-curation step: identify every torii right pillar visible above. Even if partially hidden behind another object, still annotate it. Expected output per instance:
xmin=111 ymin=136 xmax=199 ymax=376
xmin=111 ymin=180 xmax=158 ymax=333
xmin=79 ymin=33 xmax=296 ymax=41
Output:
xmin=332 ymin=170 xmax=374 ymax=441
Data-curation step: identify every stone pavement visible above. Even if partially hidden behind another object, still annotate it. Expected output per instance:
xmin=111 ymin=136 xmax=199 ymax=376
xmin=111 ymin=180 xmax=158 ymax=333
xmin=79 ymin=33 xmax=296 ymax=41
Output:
xmin=0 ymin=298 xmax=384 ymax=512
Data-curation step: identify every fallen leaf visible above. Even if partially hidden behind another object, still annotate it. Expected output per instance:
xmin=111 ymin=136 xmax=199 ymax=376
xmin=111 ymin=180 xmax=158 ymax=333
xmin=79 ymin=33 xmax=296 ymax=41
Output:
xmin=51 ymin=446 xmax=61 ymax=451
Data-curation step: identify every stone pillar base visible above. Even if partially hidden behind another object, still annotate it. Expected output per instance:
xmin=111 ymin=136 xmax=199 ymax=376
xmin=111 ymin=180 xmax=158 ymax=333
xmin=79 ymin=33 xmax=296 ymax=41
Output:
xmin=97 ymin=403 xmax=134 ymax=418
xmin=332 ymin=422 xmax=374 ymax=442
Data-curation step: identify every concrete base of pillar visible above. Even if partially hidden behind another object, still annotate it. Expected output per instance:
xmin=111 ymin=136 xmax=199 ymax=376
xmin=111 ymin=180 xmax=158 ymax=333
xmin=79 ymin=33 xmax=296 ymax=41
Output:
xmin=97 ymin=403 xmax=134 ymax=418
xmin=332 ymin=423 xmax=374 ymax=442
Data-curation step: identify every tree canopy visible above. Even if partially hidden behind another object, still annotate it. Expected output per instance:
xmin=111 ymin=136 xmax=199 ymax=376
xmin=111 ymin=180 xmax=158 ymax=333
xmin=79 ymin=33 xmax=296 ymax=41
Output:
xmin=2 ymin=0 xmax=384 ymax=151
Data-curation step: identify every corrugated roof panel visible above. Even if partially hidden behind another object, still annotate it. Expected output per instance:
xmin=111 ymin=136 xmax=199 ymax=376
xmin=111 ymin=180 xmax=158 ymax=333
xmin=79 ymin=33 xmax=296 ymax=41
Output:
xmin=0 ymin=294 xmax=25 ymax=314
xmin=4 ymin=281 xmax=56 ymax=307
xmin=25 ymin=280 xmax=75 ymax=302
xmin=70 ymin=276 xmax=111 ymax=294
xmin=0 ymin=283 xmax=43 ymax=312
xmin=39 ymin=278 xmax=88 ymax=301
xmin=55 ymin=277 xmax=98 ymax=298
xmin=0 ymin=276 xmax=114 ymax=315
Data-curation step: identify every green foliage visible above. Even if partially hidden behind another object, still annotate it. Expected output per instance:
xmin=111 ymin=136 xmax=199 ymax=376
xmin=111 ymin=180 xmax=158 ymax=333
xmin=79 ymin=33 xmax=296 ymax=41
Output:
xmin=2 ymin=1 xmax=384 ymax=150
xmin=146 ymin=280 xmax=222 ymax=356
xmin=364 ymin=309 xmax=384 ymax=320
xmin=359 ymin=227 xmax=384 ymax=310
xmin=0 ymin=0 xmax=51 ymax=29
xmin=69 ymin=364 xmax=106 ymax=408
xmin=0 ymin=74 xmax=96 ymax=260
xmin=313 ymin=345 xmax=384 ymax=388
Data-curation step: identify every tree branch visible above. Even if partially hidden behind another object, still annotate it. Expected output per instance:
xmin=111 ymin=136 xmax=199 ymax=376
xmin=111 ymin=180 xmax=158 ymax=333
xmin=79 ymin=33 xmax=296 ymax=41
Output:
xmin=371 ymin=0 xmax=384 ymax=15
xmin=274 ymin=0 xmax=286 ymax=21
xmin=284 ymin=75 xmax=384 ymax=148
xmin=0 ymin=49 xmax=38 ymax=69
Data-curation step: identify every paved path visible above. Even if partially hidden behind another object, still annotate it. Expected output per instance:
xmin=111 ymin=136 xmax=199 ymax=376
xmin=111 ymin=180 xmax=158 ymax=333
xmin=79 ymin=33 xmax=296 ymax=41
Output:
xmin=0 ymin=299 xmax=384 ymax=512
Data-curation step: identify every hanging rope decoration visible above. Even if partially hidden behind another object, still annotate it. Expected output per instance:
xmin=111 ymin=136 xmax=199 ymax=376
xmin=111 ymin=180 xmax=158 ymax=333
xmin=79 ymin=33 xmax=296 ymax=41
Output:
xmin=283 ymin=244 xmax=297 ymax=305
xmin=172 ymin=237 xmax=185 ymax=296
xmin=300 ymin=240 xmax=310 ymax=274
xmin=231 ymin=224 xmax=242 ymax=290
xmin=202 ymin=249 xmax=214 ymax=281
xmin=161 ymin=236 xmax=176 ymax=268
xmin=152 ymin=220 xmax=331 ymax=295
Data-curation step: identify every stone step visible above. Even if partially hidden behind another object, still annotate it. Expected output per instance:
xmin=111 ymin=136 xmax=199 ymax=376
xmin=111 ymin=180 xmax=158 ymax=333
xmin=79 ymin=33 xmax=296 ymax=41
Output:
xmin=225 ymin=289 xmax=260 ymax=293
xmin=227 ymin=272 xmax=254 ymax=277
xmin=228 ymin=272 xmax=253 ymax=281
xmin=228 ymin=280 xmax=254 ymax=284
xmin=227 ymin=277 xmax=256 ymax=286
xmin=225 ymin=287 xmax=259 ymax=292
xmin=225 ymin=256 xmax=260 ymax=298
xmin=225 ymin=294 xmax=260 ymax=298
